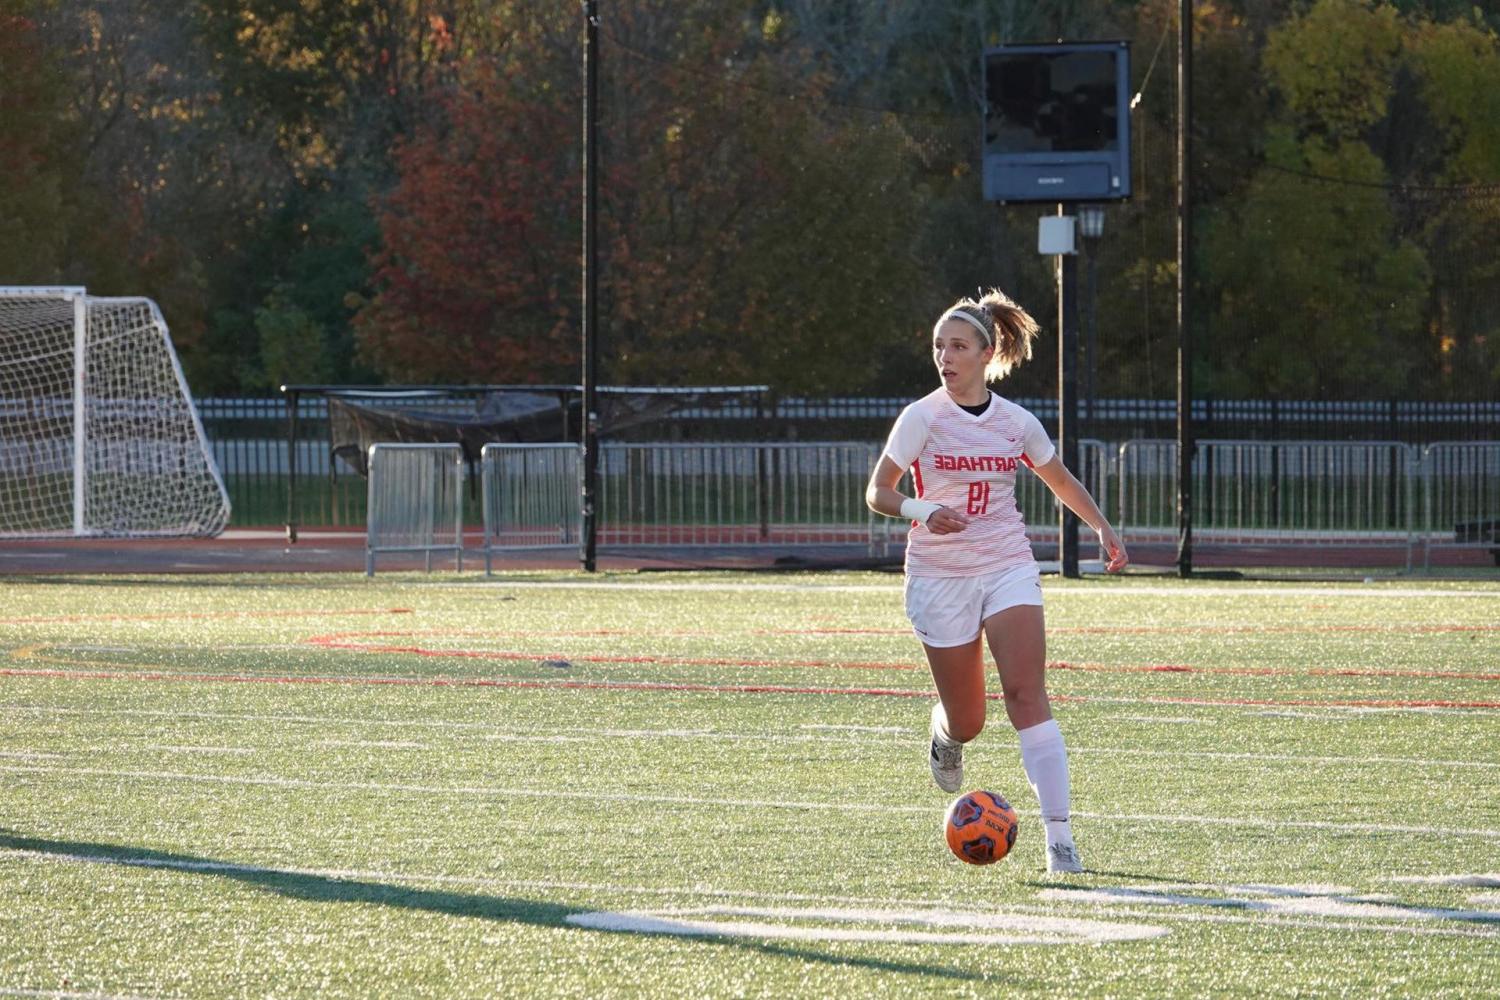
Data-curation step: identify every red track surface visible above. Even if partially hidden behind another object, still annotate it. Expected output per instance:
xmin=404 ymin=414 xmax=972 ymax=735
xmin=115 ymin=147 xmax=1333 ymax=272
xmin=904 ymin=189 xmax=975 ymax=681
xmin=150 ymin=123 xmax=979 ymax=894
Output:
xmin=0 ymin=527 xmax=1494 ymax=574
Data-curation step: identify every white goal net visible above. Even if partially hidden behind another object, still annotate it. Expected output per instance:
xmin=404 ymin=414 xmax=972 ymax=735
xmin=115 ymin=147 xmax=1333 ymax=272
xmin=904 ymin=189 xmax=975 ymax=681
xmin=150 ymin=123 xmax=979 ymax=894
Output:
xmin=0 ymin=287 xmax=230 ymax=537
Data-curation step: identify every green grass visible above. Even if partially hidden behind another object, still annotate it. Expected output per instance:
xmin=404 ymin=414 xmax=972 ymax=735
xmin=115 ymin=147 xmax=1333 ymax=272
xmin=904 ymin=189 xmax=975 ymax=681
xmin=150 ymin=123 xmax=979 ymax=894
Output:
xmin=2 ymin=572 xmax=1499 ymax=998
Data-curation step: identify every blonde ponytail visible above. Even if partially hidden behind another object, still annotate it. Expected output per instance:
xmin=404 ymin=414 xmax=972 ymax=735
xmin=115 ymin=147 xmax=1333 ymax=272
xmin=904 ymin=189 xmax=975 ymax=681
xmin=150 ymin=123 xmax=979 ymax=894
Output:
xmin=935 ymin=289 xmax=1039 ymax=382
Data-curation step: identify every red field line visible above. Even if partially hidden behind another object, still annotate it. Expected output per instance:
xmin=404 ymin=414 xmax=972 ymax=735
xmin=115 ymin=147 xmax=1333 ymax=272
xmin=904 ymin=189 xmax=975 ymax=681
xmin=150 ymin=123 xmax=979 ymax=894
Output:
xmin=303 ymin=632 xmax=1500 ymax=682
xmin=1048 ymin=661 xmax=1500 ymax=682
xmin=516 ymin=624 xmax=1500 ymax=638
xmin=303 ymin=633 xmax=915 ymax=672
xmin=1049 ymin=624 xmax=1500 ymax=636
xmin=0 ymin=667 xmax=932 ymax=699
xmin=4 ymin=666 xmax=1499 ymax=710
xmin=0 ymin=608 xmax=414 ymax=625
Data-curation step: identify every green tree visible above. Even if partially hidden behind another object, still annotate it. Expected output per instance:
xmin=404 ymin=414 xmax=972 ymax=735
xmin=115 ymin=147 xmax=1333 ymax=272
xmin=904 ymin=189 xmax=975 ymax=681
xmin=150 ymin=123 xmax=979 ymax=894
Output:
xmin=0 ymin=1 xmax=72 ymax=281
xmin=1197 ymin=0 xmax=1500 ymax=399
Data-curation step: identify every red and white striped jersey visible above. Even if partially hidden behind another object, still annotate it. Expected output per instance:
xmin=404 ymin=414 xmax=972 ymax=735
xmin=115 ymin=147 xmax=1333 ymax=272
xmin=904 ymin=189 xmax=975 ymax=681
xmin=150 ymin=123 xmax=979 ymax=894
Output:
xmin=881 ymin=388 xmax=1055 ymax=577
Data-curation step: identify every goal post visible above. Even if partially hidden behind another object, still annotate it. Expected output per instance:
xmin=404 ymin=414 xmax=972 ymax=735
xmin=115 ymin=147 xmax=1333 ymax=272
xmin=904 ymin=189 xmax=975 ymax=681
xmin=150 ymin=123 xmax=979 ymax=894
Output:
xmin=0 ymin=287 xmax=231 ymax=538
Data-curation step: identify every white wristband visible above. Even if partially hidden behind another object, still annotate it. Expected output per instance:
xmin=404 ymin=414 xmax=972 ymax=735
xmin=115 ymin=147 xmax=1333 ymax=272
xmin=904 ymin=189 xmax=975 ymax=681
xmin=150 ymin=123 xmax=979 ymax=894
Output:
xmin=899 ymin=498 xmax=943 ymax=524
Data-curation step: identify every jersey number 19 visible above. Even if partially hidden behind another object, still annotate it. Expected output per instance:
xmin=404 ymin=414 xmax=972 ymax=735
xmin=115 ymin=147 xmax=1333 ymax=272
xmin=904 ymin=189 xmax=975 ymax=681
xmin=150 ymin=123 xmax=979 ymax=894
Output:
xmin=967 ymin=482 xmax=991 ymax=516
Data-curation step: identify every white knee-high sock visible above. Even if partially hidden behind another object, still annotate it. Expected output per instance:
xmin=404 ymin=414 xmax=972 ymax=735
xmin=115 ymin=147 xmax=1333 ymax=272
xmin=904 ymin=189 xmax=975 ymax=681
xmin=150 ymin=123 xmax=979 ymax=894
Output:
xmin=931 ymin=701 xmax=961 ymax=746
xmin=1018 ymin=718 xmax=1073 ymax=845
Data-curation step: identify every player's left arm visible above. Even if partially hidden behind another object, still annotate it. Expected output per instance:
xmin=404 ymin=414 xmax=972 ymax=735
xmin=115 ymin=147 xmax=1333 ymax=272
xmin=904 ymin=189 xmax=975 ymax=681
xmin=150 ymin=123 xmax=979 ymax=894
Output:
xmin=1030 ymin=455 xmax=1129 ymax=573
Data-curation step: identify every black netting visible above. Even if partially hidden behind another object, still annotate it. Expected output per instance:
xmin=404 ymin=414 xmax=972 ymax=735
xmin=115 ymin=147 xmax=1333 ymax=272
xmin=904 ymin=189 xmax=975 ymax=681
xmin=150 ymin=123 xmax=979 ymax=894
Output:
xmin=325 ymin=387 xmax=764 ymax=476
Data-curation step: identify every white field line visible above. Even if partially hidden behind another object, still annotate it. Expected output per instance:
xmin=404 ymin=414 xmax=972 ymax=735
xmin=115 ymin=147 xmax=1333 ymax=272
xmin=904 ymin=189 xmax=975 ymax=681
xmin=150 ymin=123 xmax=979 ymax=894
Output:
xmin=1389 ymin=874 xmax=1500 ymax=887
xmin=142 ymin=746 xmax=257 ymax=756
xmin=563 ymin=906 xmax=1166 ymax=945
xmin=458 ymin=579 xmax=1500 ymax=599
xmin=1041 ymin=886 xmax=1500 ymax=923
xmin=0 ymin=990 xmax=163 ymax=1000
xmin=7 ymin=848 xmax=1495 ymax=943
xmin=3 ymin=708 xmax=1497 ymax=770
xmin=1076 ymin=694 xmax=1500 ymax=716
xmin=1027 ymin=903 xmax=1500 ymax=941
xmin=1253 ymin=710 xmax=1348 ymax=720
xmin=1069 ymin=746 xmax=1500 ymax=771
xmin=0 ymin=750 xmax=66 ymax=760
xmin=3 ymin=763 xmax=1499 ymax=841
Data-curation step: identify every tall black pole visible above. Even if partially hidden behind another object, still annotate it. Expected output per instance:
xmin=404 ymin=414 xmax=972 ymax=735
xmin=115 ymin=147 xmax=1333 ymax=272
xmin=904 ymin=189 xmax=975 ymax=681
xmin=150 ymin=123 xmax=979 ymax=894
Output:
xmin=1085 ymin=248 xmax=1098 ymax=437
xmin=1057 ymin=205 xmax=1080 ymax=579
xmin=1176 ymin=0 xmax=1194 ymax=578
xmin=581 ymin=0 xmax=600 ymax=572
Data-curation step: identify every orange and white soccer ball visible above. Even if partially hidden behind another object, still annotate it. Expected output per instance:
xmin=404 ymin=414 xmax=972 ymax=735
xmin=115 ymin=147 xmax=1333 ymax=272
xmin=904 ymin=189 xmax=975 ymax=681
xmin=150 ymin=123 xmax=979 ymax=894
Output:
xmin=943 ymin=790 xmax=1019 ymax=865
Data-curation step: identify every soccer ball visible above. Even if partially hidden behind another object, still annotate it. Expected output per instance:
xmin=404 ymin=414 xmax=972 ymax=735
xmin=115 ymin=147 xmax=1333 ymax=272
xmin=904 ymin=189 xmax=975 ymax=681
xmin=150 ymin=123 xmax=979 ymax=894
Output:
xmin=943 ymin=790 xmax=1019 ymax=865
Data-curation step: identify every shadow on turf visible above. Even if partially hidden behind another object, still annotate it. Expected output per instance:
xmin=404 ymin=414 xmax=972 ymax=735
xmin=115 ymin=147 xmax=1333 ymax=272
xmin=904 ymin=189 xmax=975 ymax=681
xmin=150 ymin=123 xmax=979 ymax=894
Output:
xmin=0 ymin=830 xmax=1019 ymax=984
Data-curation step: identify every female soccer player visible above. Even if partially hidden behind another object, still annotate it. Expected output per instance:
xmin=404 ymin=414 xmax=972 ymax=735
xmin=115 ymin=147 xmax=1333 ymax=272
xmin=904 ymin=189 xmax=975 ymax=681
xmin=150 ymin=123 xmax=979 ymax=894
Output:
xmin=865 ymin=289 xmax=1127 ymax=874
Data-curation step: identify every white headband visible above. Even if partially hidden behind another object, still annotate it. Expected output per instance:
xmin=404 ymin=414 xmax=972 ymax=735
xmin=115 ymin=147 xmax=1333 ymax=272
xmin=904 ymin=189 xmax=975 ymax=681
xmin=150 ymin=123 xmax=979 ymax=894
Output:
xmin=934 ymin=309 xmax=992 ymax=347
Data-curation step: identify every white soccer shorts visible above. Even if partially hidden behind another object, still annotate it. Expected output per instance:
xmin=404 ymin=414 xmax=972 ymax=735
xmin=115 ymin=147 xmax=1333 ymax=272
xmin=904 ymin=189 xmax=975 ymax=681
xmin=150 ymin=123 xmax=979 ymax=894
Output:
xmin=903 ymin=562 xmax=1043 ymax=647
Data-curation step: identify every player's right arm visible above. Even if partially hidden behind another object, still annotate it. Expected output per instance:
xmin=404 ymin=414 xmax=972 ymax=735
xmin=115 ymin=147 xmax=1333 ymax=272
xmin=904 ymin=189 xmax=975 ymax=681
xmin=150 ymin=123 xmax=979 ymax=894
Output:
xmin=865 ymin=456 xmax=970 ymax=535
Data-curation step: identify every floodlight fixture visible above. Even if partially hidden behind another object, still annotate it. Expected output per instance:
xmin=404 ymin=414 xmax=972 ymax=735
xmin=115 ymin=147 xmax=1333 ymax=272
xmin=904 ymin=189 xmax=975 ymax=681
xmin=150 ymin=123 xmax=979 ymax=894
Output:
xmin=1077 ymin=203 xmax=1106 ymax=240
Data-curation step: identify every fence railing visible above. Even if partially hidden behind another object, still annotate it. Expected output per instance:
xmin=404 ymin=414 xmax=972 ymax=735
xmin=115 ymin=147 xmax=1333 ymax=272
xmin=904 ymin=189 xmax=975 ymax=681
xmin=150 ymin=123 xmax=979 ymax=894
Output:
xmin=1016 ymin=440 xmax=1110 ymax=549
xmin=1119 ymin=439 xmax=1416 ymax=539
xmin=195 ymin=395 xmax=1500 ymax=536
xmin=596 ymin=441 xmax=885 ymax=551
xmin=1115 ymin=439 xmax=1500 ymax=568
xmin=185 ymin=408 xmax=1500 ymax=569
xmin=473 ymin=440 xmax=1113 ymax=566
xmin=481 ymin=443 xmax=581 ymax=573
xmin=477 ymin=441 xmax=893 ymax=560
xmin=196 ymin=395 xmax=1500 ymax=515
xmin=365 ymin=443 xmax=464 ymax=576
xmin=1420 ymin=442 xmax=1500 ymax=568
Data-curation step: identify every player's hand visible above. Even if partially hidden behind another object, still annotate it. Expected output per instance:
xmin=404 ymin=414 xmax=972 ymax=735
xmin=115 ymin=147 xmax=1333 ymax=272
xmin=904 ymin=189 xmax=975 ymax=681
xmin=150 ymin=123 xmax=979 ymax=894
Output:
xmin=1098 ymin=523 xmax=1129 ymax=573
xmin=926 ymin=507 xmax=969 ymax=534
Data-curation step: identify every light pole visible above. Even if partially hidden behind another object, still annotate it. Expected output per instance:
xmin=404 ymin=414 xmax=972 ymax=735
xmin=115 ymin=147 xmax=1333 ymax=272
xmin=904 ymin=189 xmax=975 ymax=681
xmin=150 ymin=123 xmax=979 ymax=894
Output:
xmin=1076 ymin=204 xmax=1105 ymax=440
xmin=1178 ymin=0 xmax=1194 ymax=578
xmin=581 ymin=0 xmax=600 ymax=572
xmin=1052 ymin=206 xmax=1081 ymax=579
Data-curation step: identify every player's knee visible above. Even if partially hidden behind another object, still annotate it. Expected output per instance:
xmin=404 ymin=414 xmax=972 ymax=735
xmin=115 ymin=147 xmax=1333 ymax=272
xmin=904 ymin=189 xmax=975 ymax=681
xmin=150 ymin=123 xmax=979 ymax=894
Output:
xmin=1002 ymin=683 xmax=1047 ymax=714
xmin=948 ymin=708 xmax=985 ymax=743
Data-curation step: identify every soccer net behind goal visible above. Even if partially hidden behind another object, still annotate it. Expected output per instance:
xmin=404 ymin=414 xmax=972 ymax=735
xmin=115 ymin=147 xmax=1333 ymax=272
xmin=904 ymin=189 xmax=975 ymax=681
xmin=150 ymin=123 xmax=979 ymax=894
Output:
xmin=0 ymin=287 xmax=230 ymax=538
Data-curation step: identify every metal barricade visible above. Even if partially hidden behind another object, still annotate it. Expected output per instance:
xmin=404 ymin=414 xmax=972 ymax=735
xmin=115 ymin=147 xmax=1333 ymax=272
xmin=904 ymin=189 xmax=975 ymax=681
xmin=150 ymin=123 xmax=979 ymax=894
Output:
xmin=1420 ymin=441 xmax=1500 ymax=568
xmin=365 ymin=443 xmax=464 ymax=576
xmin=481 ymin=443 xmax=582 ymax=572
xmin=1014 ymin=439 xmax=1111 ymax=546
xmin=598 ymin=441 xmax=887 ymax=553
xmin=1118 ymin=439 xmax=1417 ymax=564
xmin=473 ymin=437 xmax=1111 ymax=568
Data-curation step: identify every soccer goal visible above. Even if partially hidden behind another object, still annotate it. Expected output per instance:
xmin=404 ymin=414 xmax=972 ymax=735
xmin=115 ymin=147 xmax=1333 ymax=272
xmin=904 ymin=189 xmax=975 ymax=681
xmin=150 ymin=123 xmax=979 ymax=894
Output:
xmin=0 ymin=287 xmax=230 ymax=537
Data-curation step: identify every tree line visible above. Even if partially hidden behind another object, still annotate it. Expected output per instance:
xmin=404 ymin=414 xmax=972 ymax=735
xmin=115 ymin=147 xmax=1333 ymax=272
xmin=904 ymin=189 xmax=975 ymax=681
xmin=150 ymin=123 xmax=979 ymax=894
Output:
xmin=3 ymin=0 xmax=1497 ymax=402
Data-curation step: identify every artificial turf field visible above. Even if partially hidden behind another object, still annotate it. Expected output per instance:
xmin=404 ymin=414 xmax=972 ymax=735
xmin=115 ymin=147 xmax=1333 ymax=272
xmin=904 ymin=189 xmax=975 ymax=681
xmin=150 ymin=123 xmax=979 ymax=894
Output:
xmin=1 ymin=571 xmax=1498 ymax=998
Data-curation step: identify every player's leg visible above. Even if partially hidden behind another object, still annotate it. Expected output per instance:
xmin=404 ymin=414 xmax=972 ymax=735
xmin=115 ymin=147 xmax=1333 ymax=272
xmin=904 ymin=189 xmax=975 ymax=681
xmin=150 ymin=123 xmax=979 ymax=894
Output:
xmin=921 ymin=637 xmax=986 ymax=792
xmin=983 ymin=603 xmax=1051 ymax=730
xmin=983 ymin=588 xmax=1083 ymax=873
xmin=904 ymin=574 xmax=987 ymax=792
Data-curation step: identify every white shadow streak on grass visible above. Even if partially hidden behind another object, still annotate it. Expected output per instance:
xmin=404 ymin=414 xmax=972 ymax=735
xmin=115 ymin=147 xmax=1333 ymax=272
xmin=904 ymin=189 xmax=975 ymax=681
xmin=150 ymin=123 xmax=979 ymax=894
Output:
xmin=3 ymin=763 xmax=1500 ymax=841
xmin=7 ymin=847 xmax=1497 ymax=942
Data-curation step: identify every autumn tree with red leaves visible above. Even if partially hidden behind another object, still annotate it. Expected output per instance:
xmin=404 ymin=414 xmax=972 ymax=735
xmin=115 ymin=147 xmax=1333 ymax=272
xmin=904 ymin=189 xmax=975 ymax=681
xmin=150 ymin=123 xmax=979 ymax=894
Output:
xmin=355 ymin=4 xmax=931 ymax=391
xmin=355 ymin=59 xmax=580 ymax=383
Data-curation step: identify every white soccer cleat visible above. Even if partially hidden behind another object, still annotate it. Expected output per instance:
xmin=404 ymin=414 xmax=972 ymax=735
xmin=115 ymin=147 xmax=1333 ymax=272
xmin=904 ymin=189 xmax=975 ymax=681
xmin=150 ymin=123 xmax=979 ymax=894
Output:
xmin=1047 ymin=841 xmax=1085 ymax=874
xmin=928 ymin=703 xmax=963 ymax=793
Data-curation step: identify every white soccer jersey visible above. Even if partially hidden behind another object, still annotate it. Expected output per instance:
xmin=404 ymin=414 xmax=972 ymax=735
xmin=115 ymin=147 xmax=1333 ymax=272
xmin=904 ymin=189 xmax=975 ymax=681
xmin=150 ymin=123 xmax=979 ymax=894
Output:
xmin=881 ymin=389 xmax=1056 ymax=577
